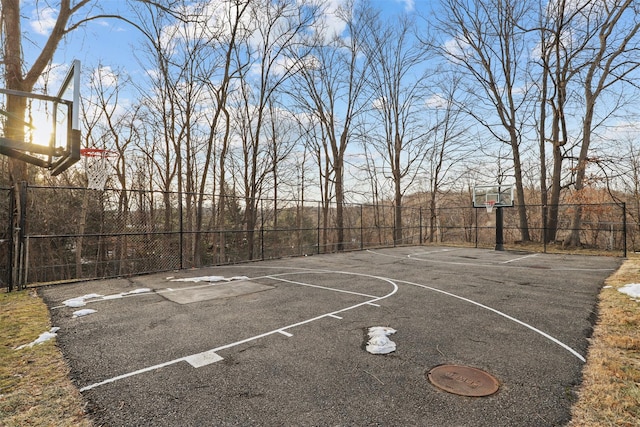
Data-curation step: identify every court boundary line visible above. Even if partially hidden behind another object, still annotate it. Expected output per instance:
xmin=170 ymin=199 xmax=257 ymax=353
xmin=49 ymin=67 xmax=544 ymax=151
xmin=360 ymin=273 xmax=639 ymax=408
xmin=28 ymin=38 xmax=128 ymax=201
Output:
xmin=71 ymin=250 xmax=601 ymax=392
xmin=369 ymin=248 xmax=615 ymax=271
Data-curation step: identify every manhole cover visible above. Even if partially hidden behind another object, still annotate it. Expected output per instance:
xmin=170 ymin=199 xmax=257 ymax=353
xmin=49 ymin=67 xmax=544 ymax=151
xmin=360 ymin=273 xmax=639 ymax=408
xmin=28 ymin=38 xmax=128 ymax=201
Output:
xmin=427 ymin=365 xmax=499 ymax=397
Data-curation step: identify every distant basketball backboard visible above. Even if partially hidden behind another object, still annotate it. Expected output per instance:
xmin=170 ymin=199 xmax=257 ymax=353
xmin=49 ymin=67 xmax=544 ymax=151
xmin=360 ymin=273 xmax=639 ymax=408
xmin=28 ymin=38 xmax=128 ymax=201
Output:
xmin=0 ymin=60 xmax=80 ymax=175
xmin=472 ymin=184 xmax=514 ymax=208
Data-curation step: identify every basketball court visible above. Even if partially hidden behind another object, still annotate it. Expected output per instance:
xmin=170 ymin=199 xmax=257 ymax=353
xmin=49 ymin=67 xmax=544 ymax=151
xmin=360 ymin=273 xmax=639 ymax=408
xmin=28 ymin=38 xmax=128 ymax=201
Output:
xmin=40 ymin=246 xmax=620 ymax=426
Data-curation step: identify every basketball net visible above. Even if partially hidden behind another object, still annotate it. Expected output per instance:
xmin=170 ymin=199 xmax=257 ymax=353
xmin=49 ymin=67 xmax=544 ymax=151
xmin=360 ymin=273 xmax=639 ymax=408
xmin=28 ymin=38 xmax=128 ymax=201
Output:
xmin=81 ymin=148 xmax=117 ymax=190
xmin=485 ymin=200 xmax=496 ymax=214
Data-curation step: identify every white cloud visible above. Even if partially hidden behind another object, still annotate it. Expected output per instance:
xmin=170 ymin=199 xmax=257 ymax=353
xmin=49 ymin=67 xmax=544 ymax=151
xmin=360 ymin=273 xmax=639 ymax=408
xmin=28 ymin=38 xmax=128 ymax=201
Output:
xmin=311 ymin=0 xmax=349 ymax=43
xmin=426 ymin=94 xmax=449 ymax=109
xmin=372 ymin=96 xmax=387 ymax=111
xmin=30 ymin=7 xmax=57 ymax=36
xmin=443 ymin=36 xmax=471 ymax=61
xmin=395 ymin=0 xmax=415 ymax=12
xmin=93 ymin=66 xmax=118 ymax=88
xmin=603 ymin=120 xmax=640 ymax=142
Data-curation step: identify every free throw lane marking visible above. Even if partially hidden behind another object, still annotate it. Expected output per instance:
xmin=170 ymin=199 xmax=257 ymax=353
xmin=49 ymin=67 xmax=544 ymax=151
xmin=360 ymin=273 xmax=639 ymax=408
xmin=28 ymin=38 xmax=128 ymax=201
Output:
xmin=79 ymin=270 xmax=398 ymax=392
xmin=266 ymin=276 xmax=379 ymax=298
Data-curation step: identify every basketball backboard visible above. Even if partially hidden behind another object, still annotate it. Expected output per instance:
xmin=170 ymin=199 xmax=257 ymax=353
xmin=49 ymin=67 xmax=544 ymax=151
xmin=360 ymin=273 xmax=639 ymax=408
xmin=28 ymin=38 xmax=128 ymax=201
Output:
xmin=0 ymin=60 xmax=80 ymax=175
xmin=472 ymin=184 xmax=514 ymax=208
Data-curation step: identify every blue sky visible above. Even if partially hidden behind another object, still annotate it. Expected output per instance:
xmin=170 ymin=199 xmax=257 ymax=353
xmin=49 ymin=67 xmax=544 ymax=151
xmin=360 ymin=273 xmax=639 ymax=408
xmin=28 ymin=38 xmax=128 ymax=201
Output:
xmin=21 ymin=0 xmax=426 ymax=93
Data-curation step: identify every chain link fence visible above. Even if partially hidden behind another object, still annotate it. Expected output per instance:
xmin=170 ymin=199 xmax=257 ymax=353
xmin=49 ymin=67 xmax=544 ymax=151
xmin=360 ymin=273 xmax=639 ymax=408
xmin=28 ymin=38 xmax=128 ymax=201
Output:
xmin=1 ymin=184 xmax=632 ymax=290
xmin=0 ymin=187 xmax=12 ymax=290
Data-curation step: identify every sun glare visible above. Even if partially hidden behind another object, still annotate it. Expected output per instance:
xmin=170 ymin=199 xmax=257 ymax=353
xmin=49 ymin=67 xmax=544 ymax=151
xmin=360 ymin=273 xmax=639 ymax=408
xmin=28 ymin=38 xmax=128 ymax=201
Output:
xmin=25 ymin=109 xmax=55 ymax=147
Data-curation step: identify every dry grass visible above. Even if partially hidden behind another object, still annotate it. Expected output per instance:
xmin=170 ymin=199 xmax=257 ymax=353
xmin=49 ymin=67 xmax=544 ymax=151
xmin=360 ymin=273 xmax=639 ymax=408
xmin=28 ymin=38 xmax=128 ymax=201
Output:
xmin=0 ymin=289 xmax=91 ymax=427
xmin=569 ymin=258 xmax=640 ymax=427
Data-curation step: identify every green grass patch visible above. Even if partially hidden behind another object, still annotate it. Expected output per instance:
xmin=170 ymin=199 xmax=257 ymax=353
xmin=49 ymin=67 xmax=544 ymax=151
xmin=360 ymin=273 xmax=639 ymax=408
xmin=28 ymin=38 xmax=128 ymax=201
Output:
xmin=0 ymin=289 xmax=91 ymax=427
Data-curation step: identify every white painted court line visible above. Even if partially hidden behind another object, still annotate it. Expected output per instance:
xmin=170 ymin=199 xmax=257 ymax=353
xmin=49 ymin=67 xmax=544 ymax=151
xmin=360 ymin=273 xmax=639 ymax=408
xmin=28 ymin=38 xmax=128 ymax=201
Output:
xmin=266 ymin=276 xmax=380 ymax=298
xmin=185 ymin=350 xmax=224 ymax=368
xmin=365 ymin=247 xmax=459 ymax=259
xmin=52 ymin=279 xmax=259 ymax=310
xmin=371 ymin=248 xmax=615 ymax=272
xmin=501 ymin=253 xmax=539 ymax=264
xmin=397 ymin=278 xmax=586 ymax=362
xmin=79 ymin=271 xmax=398 ymax=392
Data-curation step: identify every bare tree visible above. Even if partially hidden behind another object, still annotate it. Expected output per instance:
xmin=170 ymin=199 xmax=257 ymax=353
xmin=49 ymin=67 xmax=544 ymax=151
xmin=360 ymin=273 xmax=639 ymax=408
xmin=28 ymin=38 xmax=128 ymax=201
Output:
xmin=533 ymin=0 xmax=581 ymax=243
xmin=433 ymin=0 xmax=533 ymax=242
xmin=563 ymin=0 xmax=640 ymax=247
xmin=290 ymin=0 xmax=372 ymax=251
xmin=423 ymin=73 xmax=474 ymax=242
xmin=231 ymin=0 xmax=317 ymax=259
xmin=363 ymin=13 xmax=432 ymax=245
xmin=532 ymin=0 xmax=625 ymax=244
xmin=132 ymin=2 xmax=184 ymax=234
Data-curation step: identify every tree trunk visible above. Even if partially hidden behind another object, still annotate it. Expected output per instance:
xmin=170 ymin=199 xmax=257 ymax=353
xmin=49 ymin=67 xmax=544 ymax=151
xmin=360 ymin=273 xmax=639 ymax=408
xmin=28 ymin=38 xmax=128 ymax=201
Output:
xmin=564 ymin=101 xmax=595 ymax=248
xmin=510 ymin=129 xmax=530 ymax=242
xmin=394 ymin=175 xmax=403 ymax=245
xmin=546 ymin=143 xmax=563 ymax=242
xmin=335 ymin=162 xmax=345 ymax=251
xmin=429 ymin=192 xmax=437 ymax=243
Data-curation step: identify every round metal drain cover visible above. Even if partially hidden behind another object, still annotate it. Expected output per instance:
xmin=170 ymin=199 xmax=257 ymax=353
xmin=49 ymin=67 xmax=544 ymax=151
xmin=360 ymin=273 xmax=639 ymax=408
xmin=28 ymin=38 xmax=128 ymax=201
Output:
xmin=427 ymin=365 xmax=499 ymax=397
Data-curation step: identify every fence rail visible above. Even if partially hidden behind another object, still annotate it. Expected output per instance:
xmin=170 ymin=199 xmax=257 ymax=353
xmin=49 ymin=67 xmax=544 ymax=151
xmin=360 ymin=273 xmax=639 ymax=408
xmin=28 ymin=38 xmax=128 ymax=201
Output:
xmin=1 ymin=184 xmax=632 ymax=290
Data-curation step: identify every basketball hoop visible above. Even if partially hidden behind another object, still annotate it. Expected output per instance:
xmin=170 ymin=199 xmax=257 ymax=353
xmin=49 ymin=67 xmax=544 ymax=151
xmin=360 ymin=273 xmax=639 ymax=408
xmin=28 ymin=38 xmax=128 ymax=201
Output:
xmin=80 ymin=148 xmax=118 ymax=190
xmin=485 ymin=200 xmax=496 ymax=214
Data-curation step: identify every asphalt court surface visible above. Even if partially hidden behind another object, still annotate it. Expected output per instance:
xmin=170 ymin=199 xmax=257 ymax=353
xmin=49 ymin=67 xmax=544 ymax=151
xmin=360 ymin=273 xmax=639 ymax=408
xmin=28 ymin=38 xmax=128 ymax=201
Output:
xmin=41 ymin=246 xmax=622 ymax=426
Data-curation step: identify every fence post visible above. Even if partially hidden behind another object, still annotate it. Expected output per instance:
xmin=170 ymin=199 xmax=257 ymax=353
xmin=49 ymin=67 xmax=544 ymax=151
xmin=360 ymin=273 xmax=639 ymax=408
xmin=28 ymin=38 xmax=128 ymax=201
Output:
xmin=419 ymin=207 xmax=423 ymax=245
xmin=7 ymin=186 xmax=15 ymax=291
xmin=475 ymin=207 xmax=478 ymax=248
xmin=542 ymin=205 xmax=547 ymax=253
xmin=317 ymin=201 xmax=320 ymax=255
xmin=623 ymin=202 xmax=627 ymax=258
xmin=495 ymin=206 xmax=504 ymax=251
xmin=360 ymin=204 xmax=364 ymax=250
xmin=393 ymin=207 xmax=396 ymax=247
xmin=179 ymin=189 xmax=184 ymax=270
xmin=16 ymin=182 xmax=28 ymax=289
xmin=261 ymin=199 xmax=265 ymax=261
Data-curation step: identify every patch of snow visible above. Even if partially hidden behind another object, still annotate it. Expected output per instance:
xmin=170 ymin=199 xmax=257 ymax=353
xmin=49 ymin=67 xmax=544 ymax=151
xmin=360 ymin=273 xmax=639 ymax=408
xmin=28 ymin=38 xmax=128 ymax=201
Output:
xmin=171 ymin=275 xmax=226 ymax=283
xmin=126 ymin=288 xmax=151 ymax=294
xmin=101 ymin=288 xmax=152 ymax=300
xmin=73 ymin=309 xmax=97 ymax=318
xmin=171 ymin=276 xmax=247 ymax=283
xmin=15 ymin=327 xmax=60 ymax=350
xmin=63 ymin=293 xmax=102 ymax=307
xmin=366 ymin=326 xmax=397 ymax=355
xmin=619 ymin=283 xmax=640 ymax=299
xmin=603 ymin=285 xmax=612 ymax=289
xmin=65 ymin=288 xmax=152 ymax=306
